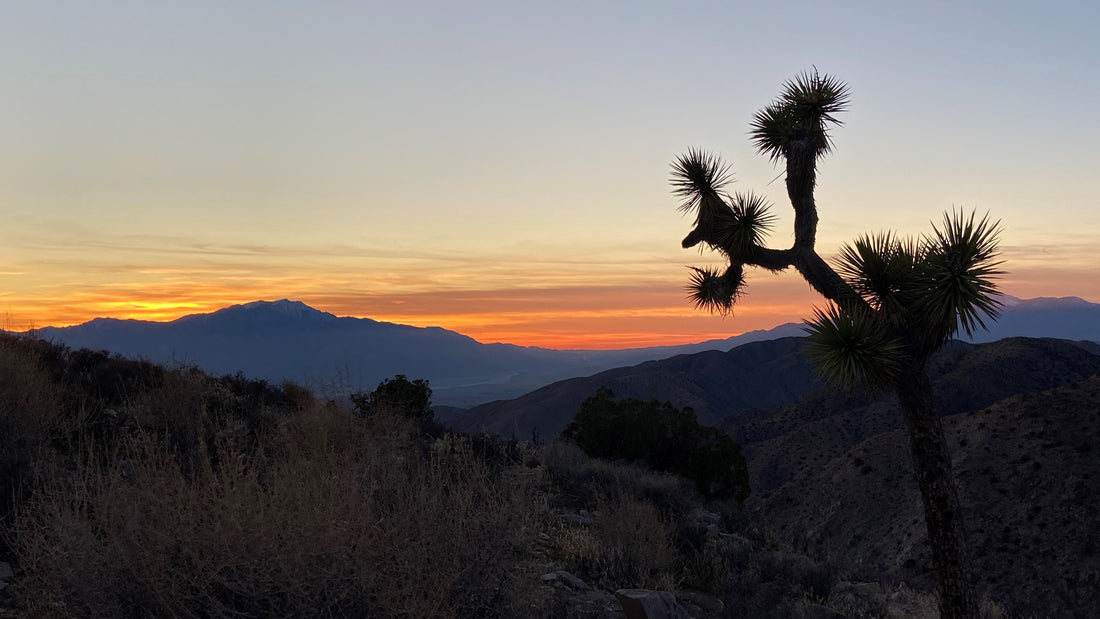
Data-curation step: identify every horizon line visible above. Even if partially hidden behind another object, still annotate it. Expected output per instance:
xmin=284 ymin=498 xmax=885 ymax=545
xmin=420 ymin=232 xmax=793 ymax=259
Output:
xmin=5 ymin=292 xmax=1095 ymax=351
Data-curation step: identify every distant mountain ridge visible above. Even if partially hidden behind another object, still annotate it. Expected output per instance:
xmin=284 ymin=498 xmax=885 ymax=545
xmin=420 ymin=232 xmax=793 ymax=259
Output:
xmin=24 ymin=299 xmax=803 ymax=407
xmin=18 ymin=295 xmax=1099 ymax=408
xmin=965 ymin=294 xmax=1100 ymax=343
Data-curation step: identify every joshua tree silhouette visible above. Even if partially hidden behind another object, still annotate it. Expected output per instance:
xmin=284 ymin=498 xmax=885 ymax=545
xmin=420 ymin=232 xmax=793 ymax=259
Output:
xmin=672 ymin=70 xmax=1001 ymax=619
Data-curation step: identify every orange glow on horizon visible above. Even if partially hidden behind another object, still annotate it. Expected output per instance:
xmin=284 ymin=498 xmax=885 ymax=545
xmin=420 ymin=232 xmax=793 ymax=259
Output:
xmin=4 ymin=301 xmax=807 ymax=350
xmin=3 ymin=279 xmax=819 ymax=349
xmin=3 ymin=261 xmax=1097 ymax=350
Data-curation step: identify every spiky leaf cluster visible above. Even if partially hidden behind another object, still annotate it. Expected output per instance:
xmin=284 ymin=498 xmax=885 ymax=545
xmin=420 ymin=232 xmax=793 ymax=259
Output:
xmin=671 ymin=147 xmax=733 ymax=215
xmin=686 ymin=264 xmax=744 ymax=315
xmin=804 ymin=303 xmax=905 ymax=389
xmin=715 ymin=192 xmax=775 ymax=259
xmin=673 ymin=150 xmax=774 ymax=311
xmin=836 ymin=232 xmax=920 ymax=318
xmin=750 ymin=70 xmax=850 ymax=164
xmin=918 ymin=210 xmax=1004 ymax=340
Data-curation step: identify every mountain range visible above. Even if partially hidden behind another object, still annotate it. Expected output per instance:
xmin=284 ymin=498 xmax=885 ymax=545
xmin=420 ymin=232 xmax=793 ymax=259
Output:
xmin=20 ymin=294 xmax=1099 ymax=409
xmin=25 ymin=299 xmax=803 ymax=407
xmin=965 ymin=295 xmax=1100 ymax=343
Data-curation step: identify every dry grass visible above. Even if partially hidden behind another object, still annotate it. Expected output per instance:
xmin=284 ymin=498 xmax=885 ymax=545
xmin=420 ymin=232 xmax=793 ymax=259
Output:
xmin=9 ymin=404 xmax=544 ymax=618
xmin=552 ymin=495 xmax=677 ymax=591
xmin=0 ymin=336 xmax=65 ymax=528
xmin=541 ymin=440 xmax=696 ymax=511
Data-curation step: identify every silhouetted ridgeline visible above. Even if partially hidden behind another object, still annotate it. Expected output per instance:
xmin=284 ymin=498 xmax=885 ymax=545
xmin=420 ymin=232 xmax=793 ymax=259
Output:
xmin=20 ymin=295 xmax=1098 ymax=409
xmin=965 ymin=295 xmax=1100 ymax=344
xmin=26 ymin=299 xmax=806 ymax=407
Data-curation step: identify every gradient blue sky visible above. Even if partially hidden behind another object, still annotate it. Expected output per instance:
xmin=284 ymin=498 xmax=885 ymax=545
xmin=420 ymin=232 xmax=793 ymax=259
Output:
xmin=2 ymin=1 xmax=1097 ymax=347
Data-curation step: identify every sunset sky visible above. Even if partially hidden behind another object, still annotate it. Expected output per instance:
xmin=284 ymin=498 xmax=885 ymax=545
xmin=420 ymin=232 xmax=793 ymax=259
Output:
xmin=2 ymin=1 xmax=1098 ymax=349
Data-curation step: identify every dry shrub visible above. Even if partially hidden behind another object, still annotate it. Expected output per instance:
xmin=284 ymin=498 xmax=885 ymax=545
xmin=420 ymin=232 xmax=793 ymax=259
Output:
xmin=554 ymin=496 xmax=676 ymax=591
xmin=0 ymin=335 xmax=64 ymax=520
xmin=594 ymin=496 xmax=676 ymax=589
xmin=556 ymin=527 xmax=603 ymax=569
xmin=542 ymin=441 xmax=696 ymax=512
xmin=10 ymin=404 xmax=542 ymax=618
xmin=0 ymin=336 xmax=62 ymax=433
xmin=123 ymin=368 xmax=287 ymax=474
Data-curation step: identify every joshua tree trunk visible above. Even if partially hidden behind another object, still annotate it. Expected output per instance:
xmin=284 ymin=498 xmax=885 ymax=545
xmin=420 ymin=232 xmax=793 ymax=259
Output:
xmin=785 ymin=136 xmax=977 ymax=618
xmin=895 ymin=364 xmax=977 ymax=619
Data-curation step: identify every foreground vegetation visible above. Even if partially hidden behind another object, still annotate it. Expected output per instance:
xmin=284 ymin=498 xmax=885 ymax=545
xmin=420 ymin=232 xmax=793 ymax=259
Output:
xmin=0 ymin=331 xmax=1006 ymax=617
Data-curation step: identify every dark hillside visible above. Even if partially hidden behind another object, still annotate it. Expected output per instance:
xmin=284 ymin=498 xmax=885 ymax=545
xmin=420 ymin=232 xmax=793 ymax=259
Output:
xmin=727 ymin=337 xmax=1100 ymax=492
xmin=755 ymin=372 xmax=1100 ymax=618
xmin=451 ymin=337 xmax=820 ymax=439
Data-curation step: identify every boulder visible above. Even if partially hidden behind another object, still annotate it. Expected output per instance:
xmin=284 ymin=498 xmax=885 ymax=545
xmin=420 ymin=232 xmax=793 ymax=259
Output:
xmin=614 ymin=589 xmax=689 ymax=619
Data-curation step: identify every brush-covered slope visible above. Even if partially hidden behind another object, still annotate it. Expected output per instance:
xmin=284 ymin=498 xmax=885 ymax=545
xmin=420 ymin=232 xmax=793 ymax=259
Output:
xmin=729 ymin=338 xmax=1100 ymax=492
xmin=754 ymin=371 xmax=1100 ymax=618
xmin=452 ymin=335 xmax=1100 ymax=616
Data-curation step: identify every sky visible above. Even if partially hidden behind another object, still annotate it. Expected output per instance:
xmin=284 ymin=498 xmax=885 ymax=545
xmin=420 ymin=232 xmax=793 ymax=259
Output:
xmin=2 ymin=1 xmax=1098 ymax=349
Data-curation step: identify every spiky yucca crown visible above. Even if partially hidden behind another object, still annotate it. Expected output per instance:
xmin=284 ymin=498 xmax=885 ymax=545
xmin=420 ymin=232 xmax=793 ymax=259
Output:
xmin=804 ymin=210 xmax=1003 ymax=385
xmin=749 ymin=70 xmax=850 ymax=163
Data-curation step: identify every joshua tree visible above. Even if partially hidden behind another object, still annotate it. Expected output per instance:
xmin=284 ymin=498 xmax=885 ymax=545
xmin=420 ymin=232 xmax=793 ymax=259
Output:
xmin=671 ymin=71 xmax=1001 ymax=619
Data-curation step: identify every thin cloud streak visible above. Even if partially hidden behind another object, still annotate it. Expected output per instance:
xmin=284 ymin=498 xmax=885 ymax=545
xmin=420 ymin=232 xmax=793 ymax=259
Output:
xmin=6 ymin=218 xmax=680 ymax=267
xmin=3 ymin=217 xmax=1095 ymax=346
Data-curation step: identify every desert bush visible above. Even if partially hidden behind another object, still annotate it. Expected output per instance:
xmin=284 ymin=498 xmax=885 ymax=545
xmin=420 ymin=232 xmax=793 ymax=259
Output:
xmin=58 ymin=348 xmax=165 ymax=410
xmin=561 ymin=388 xmax=750 ymax=500
xmin=553 ymin=495 xmax=676 ymax=591
xmin=593 ymin=496 xmax=677 ymax=588
xmin=0 ymin=334 xmax=302 ymax=476
xmin=111 ymin=367 xmax=301 ymax=482
xmin=466 ymin=432 xmax=530 ymax=469
xmin=556 ymin=527 xmax=603 ymax=570
xmin=0 ymin=334 xmax=65 ymax=530
xmin=541 ymin=440 xmax=698 ymax=513
xmin=350 ymin=374 xmax=433 ymax=421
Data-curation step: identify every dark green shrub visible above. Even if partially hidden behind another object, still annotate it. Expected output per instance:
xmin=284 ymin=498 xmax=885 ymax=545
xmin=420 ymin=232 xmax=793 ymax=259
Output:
xmin=350 ymin=374 xmax=433 ymax=421
xmin=561 ymin=388 xmax=750 ymax=501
